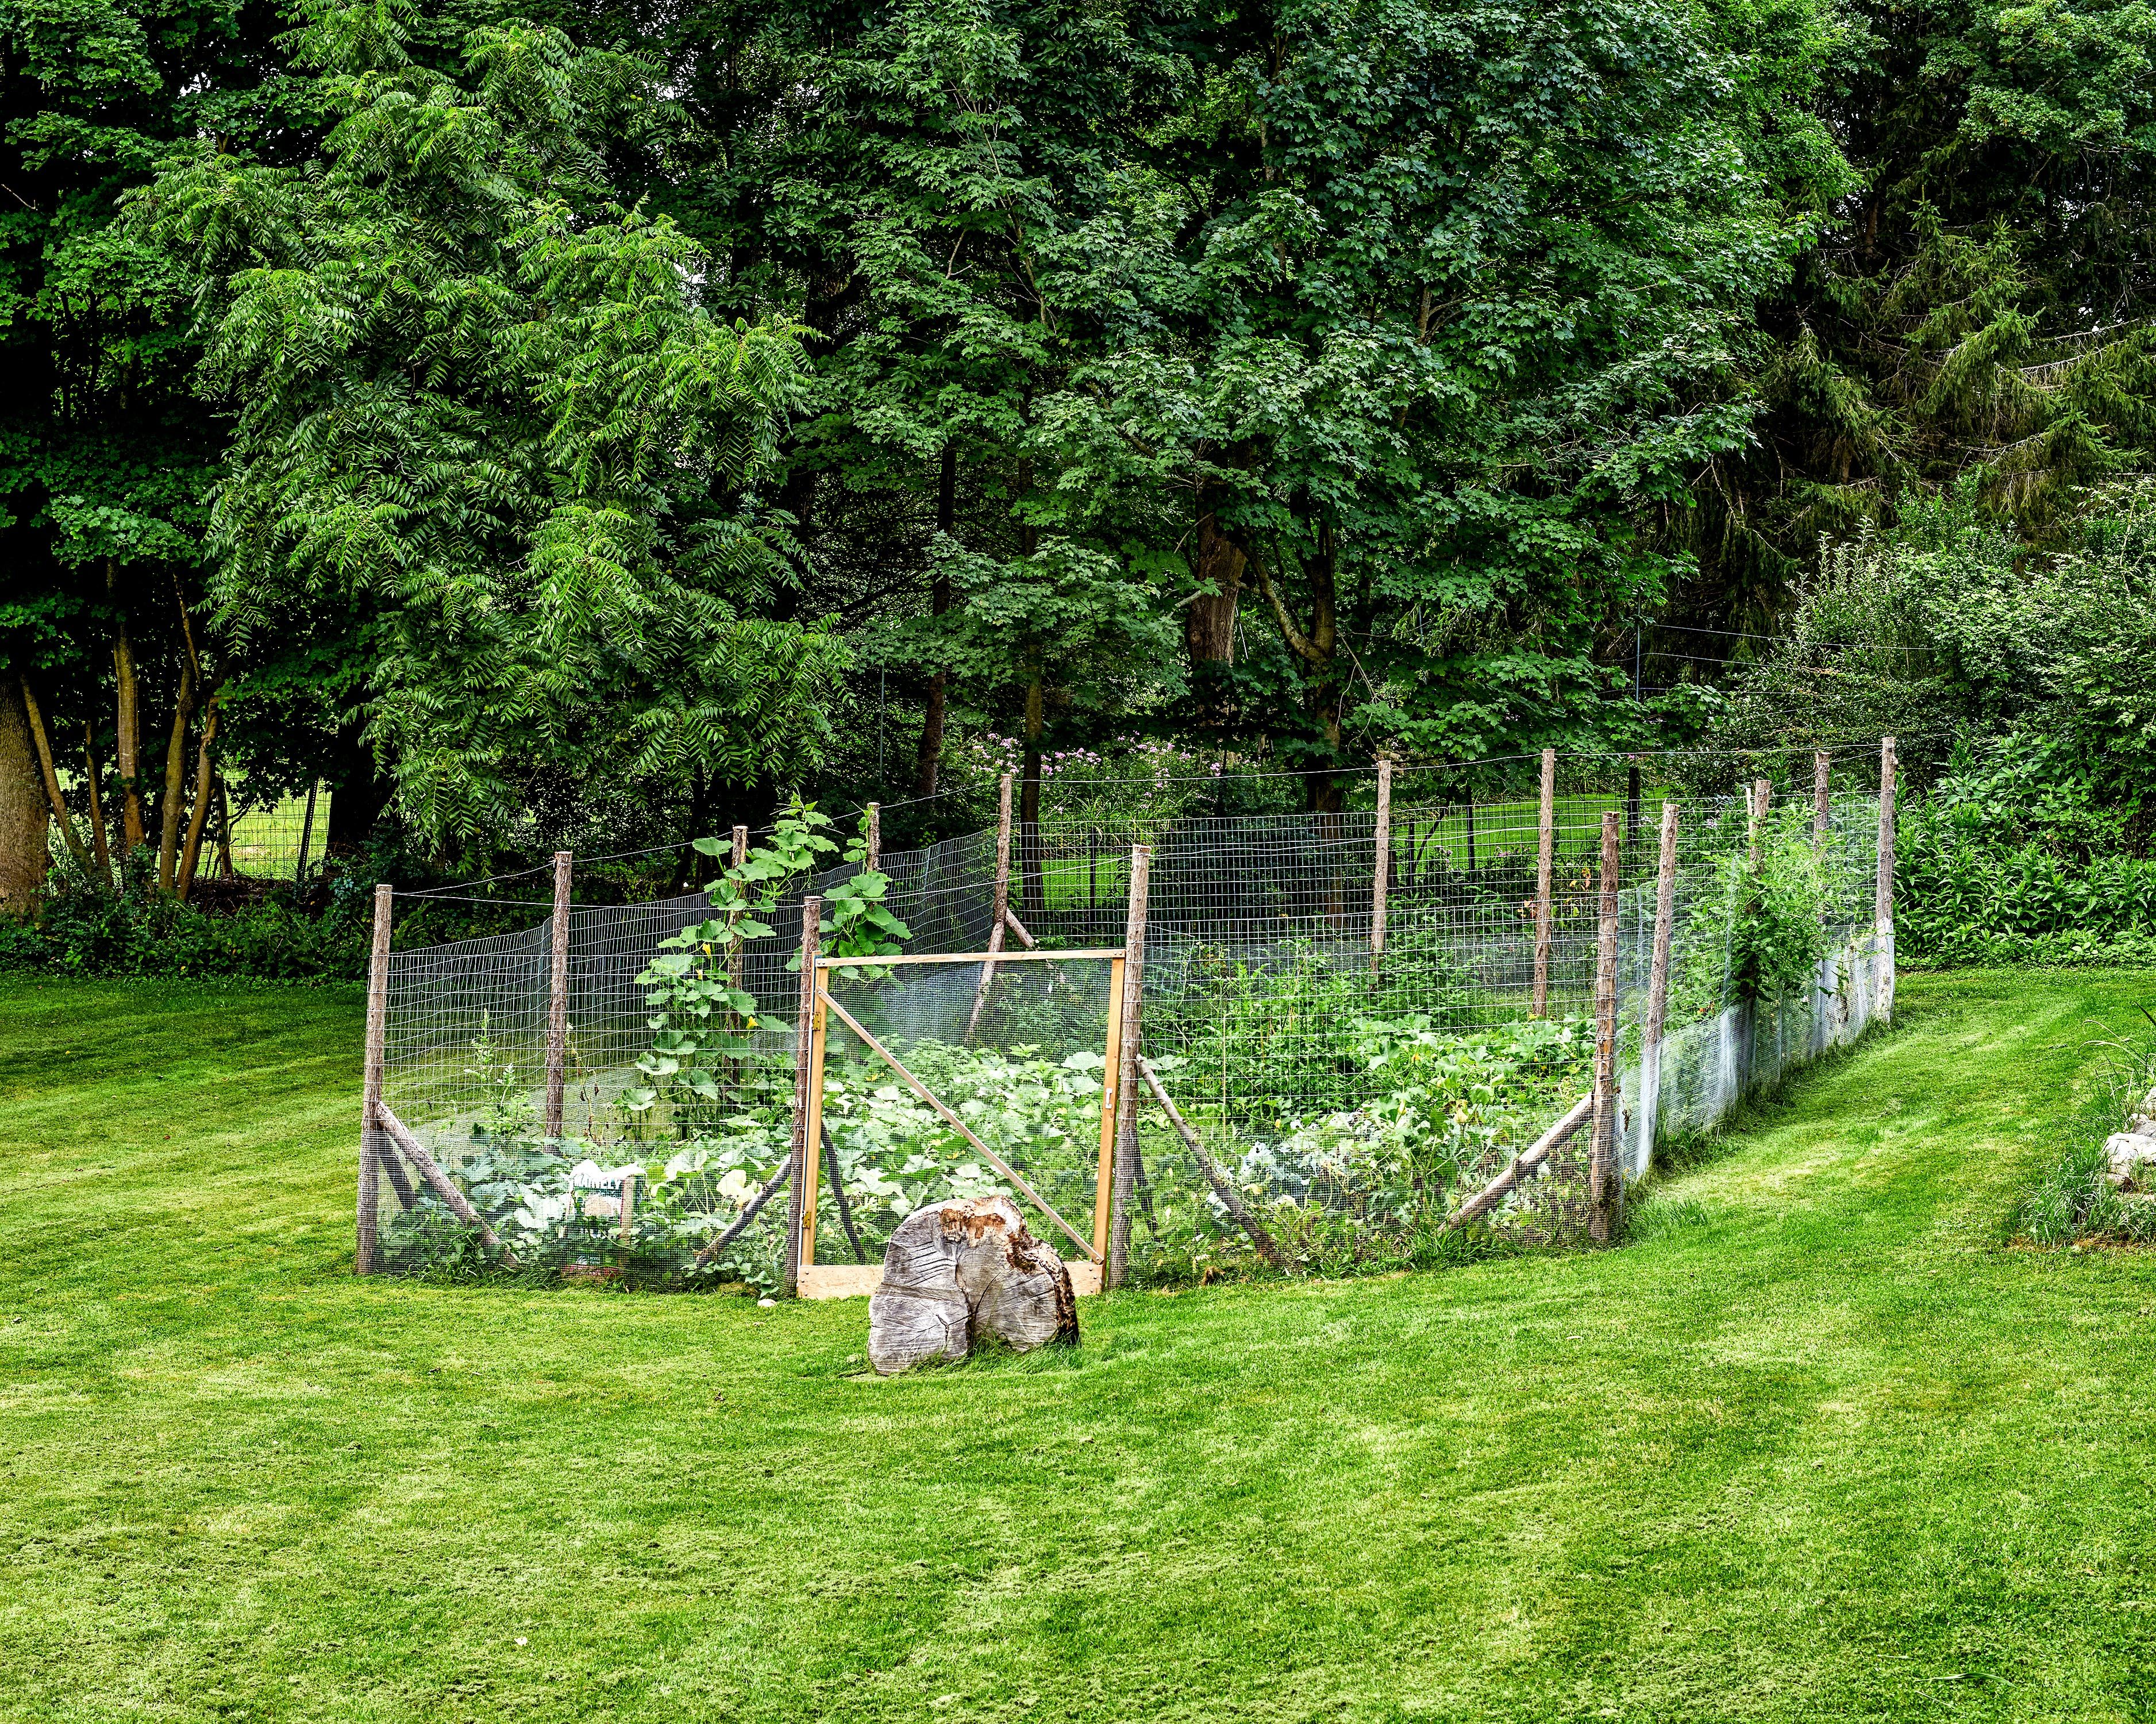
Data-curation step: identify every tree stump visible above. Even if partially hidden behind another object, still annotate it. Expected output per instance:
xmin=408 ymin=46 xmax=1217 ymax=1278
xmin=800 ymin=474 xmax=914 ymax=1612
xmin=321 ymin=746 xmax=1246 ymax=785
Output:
xmin=867 ymin=1196 xmax=1079 ymax=1375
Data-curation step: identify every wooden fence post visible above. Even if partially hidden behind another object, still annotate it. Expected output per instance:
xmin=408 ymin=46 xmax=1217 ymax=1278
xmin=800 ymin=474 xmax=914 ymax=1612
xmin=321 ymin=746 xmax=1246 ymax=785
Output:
xmin=1812 ymin=750 xmax=1831 ymax=850
xmin=1109 ymin=844 xmax=1151 ymax=1289
xmin=1749 ymin=778 xmax=1770 ymax=872
xmin=865 ymin=802 xmax=881 ymax=872
xmin=1876 ymin=736 xmax=1896 ymax=1020
xmin=1533 ymin=748 xmax=1555 ymax=1017
xmin=784 ymin=896 xmax=821 ymax=1298
xmin=732 ymin=823 xmax=748 ymax=870
xmin=965 ymin=773 xmax=1015 ymax=1039
xmin=1639 ymin=800 xmax=1680 ymax=1170
xmin=356 ymin=882 xmax=392 ymax=1275
xmin=544 ymin=850 xmax=571 ymax=1142
xmin=1370 ymin=756 xmax=1392 ymax=984
xmin=1591 ymin=810 xmax=1621 ymax=1244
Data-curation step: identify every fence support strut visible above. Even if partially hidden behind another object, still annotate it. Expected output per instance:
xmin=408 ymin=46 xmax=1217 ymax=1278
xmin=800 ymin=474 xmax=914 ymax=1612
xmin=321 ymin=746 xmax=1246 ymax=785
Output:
xmin=784 ymin=896 xmax=820 ymax=1297
xmin=373 ymin=1102 xmax=522 ymax=1271
xmin=356 ymin=881 xmax=392 ymax=1276
xmin=1591 ymin=810 xmax=1621 ymax=1244
xmin=1639 ymin=801 xmax=1680 ymax=1170
xmin=544 ymin=850 xmax=571 ymax=1142
xmin=1110 ymin=844 xmax=1151 ymax=1289
xmin=1877 ymin=736 xmax=1896 ymax=1021
xmin=1445 ymin=1094 xmax=1593 ymax=1231
xmin=1137 ymin=1058 xmax=1287 ymax=1271
xmin=1533 ymin=748 xmax=1555 ymax=1017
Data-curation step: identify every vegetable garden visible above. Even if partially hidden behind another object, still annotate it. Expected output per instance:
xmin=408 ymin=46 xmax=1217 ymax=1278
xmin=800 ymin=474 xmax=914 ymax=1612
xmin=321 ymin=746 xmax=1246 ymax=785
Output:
xmin=356 ymin=746 xmax=1897 ymax=1294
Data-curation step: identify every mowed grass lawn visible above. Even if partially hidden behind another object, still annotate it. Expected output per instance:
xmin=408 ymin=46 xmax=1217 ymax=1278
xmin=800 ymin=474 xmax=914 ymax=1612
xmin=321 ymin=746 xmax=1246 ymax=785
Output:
xmin=5 ymin=972 xmax=2156 ymax=1722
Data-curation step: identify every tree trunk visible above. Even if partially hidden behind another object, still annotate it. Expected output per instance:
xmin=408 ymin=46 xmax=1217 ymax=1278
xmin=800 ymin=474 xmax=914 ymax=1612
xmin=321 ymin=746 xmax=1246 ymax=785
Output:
xmin=1020 ymin=659 xmax=1045 ymax=918
xmin=215 ymin=772 xmax=236 ymax=878
xmin=176 ymin=695 xmax=223 ymax=901
xmin=914 ymin=443 xmax=958 ymax=798
xmin=1301 ymin=530 xmax=1343 ymax=814
xmin=867 ymin=1196 xmax=1077 ymax=1375
xmin=18 ymin=679 xmax=90 ymax=875
xmin=0 ymin=679 xmax=51 ymax=918
xmin=83 ymin=723 xmax=114 ymax=888
xmin=110 ymin=564 xmax=145 ymax=855
xmin=1185 ymin=496 xmax=1246 ymax=674
xmin=326 ymin=721 xmax=392 ymax=852
xmin=157 ymin=656 xmax=198 ymax=891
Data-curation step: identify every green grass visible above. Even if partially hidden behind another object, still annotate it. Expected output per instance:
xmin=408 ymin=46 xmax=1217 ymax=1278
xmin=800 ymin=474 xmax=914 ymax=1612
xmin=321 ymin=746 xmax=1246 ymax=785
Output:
xmin=6 ymin=969 xmax=2156 ymax=1722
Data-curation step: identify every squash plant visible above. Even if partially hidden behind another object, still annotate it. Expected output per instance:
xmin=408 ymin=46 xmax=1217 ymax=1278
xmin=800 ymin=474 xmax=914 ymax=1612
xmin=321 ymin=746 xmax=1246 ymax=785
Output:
xmin=627 ymin=801 xmax=911 ymax=1134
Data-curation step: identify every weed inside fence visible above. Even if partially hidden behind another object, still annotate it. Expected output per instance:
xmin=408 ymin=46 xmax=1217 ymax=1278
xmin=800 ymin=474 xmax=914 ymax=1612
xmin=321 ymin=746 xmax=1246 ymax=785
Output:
xmin=363 ymin=752 xmax=1893 ymax=1288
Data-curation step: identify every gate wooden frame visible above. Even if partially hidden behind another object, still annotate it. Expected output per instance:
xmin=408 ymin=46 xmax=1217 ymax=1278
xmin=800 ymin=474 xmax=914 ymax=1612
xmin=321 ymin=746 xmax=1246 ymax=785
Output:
xmin=797 ymin=948 xmax=1126 ymax=1300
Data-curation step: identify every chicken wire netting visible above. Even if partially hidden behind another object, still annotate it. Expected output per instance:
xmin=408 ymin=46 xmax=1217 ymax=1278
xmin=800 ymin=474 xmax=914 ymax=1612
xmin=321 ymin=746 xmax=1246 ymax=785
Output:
xmin=363 ymin=752 xmax=1893 ymax=1286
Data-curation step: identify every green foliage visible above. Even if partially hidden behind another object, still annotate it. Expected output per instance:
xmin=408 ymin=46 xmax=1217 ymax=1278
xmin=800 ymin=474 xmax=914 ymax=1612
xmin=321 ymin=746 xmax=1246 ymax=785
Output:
xmin=1041 ymin=0 xmax=1826 ymax=775
xmin=2010 ymin=1011 xmax=2156 ymax=1248
xmin=138 ymin=0 xmax=844 ymax=845
xmin=1720 ymin=487 xmax=2156 ymax=962
xmin=0 ymin=856 xmax=371 ymax=981
xmin=629 ymin=802 xmax=910 ymax=1133
xmin=1730 ymin=813 xmax=1831 ymax=1005
xmin=1678 ymin=0 xmax=2156 ymax=613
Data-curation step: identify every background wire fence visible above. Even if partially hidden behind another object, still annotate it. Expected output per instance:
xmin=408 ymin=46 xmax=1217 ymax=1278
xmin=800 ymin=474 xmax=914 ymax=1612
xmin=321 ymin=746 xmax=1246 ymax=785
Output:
xmin=44 ymin=781 xmax=330 ymax=883
xmin=367 ymin=751 xmax=1892 ymax=1284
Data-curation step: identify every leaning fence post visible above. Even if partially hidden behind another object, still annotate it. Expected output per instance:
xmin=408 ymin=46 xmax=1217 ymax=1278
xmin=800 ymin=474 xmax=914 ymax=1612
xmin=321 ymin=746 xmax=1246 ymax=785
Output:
xmin=1591 ymin=810 xmax=1621 ymax=1244
xmin=865 ymin=802 xmax=881 ymax=872
xmin=1639 ymin=800 xmax=1680 ymax=1170
xmin=1370 ymin=756 xmax=1392 ymax=984
xmin=544 ymin=850 xmax=572 ymax=1143
xmin=965 ymin=773 xmax=1015 ymax=1040
xmin=1533 ymin=748 xmax=1555 ymax=1017
xmin=1876 ymin=736 xmax=1896 ymax=1021
xmin=356 ymin=882 xmax=392 ymax=1275
xmin=1812 ymin=750 xmax=1831 ymax=850
xmin=784 ymin=896 xmax=821 ymax=1298
xmin=1109 ymin=844 xmax=1151 ymax=1290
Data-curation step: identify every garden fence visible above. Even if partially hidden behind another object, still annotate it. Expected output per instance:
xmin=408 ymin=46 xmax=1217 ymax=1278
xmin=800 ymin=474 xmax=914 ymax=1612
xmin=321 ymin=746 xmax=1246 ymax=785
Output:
xmin=356 ymin=742 xmax=1897 ymax=1290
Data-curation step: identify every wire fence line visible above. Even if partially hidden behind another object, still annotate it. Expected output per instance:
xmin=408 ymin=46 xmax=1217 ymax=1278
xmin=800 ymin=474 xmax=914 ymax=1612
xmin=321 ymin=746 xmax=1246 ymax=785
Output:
xmin=358 ymin=747 xmax=1895 ymax=1290
xmin=43 ymin=780 xmax=331 ymax=884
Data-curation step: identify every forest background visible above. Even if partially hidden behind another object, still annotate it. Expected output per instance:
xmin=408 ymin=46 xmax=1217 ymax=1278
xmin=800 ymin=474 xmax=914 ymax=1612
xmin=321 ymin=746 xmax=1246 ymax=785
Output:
xmin=5 ymin=0 xmax=2156 ymax=975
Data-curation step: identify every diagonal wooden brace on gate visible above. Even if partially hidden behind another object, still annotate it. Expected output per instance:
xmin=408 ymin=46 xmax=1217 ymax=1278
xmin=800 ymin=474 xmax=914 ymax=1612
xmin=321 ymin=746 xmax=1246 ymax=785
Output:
xmin=814 ymin=984 xmax=1104 ymax=1264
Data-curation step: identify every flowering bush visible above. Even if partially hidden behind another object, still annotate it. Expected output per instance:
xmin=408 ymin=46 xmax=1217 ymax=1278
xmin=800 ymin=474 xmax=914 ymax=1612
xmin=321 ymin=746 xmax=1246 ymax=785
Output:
xmin=953 ymin=732 xmax=1237 ymax=822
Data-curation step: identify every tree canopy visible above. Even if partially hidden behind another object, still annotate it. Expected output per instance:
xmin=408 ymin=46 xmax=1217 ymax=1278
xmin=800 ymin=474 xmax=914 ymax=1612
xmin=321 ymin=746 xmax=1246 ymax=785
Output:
xmin=3 ymin=0 xmax=2153 ymax=893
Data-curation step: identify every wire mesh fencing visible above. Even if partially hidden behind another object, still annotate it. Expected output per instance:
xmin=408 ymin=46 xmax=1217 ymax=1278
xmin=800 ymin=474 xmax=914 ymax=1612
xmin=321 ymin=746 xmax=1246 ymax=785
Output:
xmin=39 ymin=779 xmax=332 ymax=884
xmin=359 ymin=748 xmax=1896 ymax=1288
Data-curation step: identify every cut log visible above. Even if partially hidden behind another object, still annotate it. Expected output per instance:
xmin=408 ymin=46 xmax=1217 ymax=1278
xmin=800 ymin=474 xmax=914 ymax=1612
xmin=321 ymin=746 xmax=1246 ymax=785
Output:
xmin=868 ymin=1196 xmax=1078 ymax=1375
